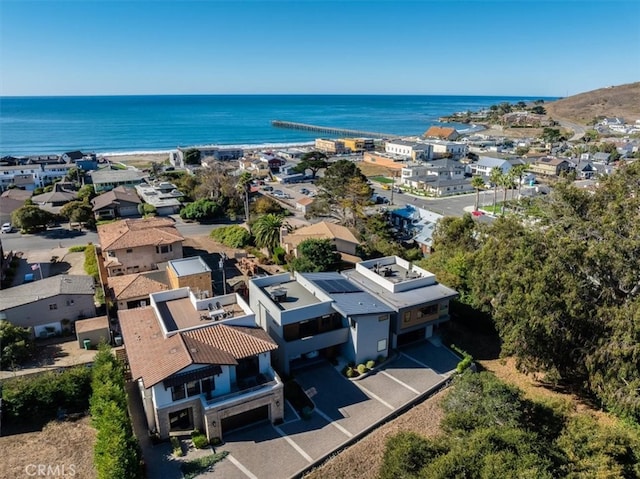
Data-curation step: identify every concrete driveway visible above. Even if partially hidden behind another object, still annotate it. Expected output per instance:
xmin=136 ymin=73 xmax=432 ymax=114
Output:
xmin=199 ymin=340 xmax=458 ymax=479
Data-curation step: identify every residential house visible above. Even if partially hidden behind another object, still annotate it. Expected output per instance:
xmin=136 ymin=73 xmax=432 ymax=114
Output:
xmin=135 ymin=182 xmax=184 ymax=216
xmin=342 ymin=138 xmax=375 ymax=152
xmin=0 ymin=164 xmax=44 ymax=191
xmin=574 ymin=161 xmax=596 ymax=179
xmin=385 ymin=139 xmax=432 ymax=161
xmin=423 ymin=126 xmax=460 ymax=141
xmin=593 ymin=152 xmax=612 ymax=164
xmin=295 ymin=196 xmax=315 ymax=215
xmin=11 ymin=174 xmax=37 ymax=191
xmin=108 ymin=271 xmax=170 ymax=310
xmin=420 ymin=178 xmax=473 ymax=197
xmin=91 ymin=186 xmax=142 ymax=220
xmin=31 ymin=183 xmax=79 ymax=214
xmin=119 ymin=287 xmax=283 ymax=441
xmin=315 ymin=139 xmax=347 ymax=154
xmin=41 ymin=163 xmax=75 ymax=185
xmin=423 ymin=140 xmax=468 ymax=159
xmin=61 ymin=151 xmax=85 ymax=163
xmin=471 ymin=156 xmax=512 ymax=177
xmin=342 ymin=256 xmax=458 ymax=348
xmin=281 ymin=221 xmax=361 ymax=264
xmin=363 ymin=152 xmax=407 ymax=170
xmin=90 ymin=168 xmax=148 ymax=194
xmin=98 ymin=217 xmax=184 ymax=277
xmin=0 ymin=275 xmax=96 ymax=338
xmin=529 ymin=157 xmax=571 ymax=177
xmin=389 ymin=206 xmax=443 ymax=254
xmin=0 ymin=189 xmax=31 ymax=224
xmin=249 ymin=272 xmax=394 ymax=375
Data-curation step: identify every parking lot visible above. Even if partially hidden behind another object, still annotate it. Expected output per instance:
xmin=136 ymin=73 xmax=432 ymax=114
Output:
xmin=202 ymin=340 xmax=460 ymax=479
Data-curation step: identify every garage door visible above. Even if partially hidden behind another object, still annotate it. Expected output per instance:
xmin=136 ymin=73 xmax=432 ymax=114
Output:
xmin=398 ymin=327 xmax=426 ymax=347
xmin=221 ymin=405 xmax=269 ymax=434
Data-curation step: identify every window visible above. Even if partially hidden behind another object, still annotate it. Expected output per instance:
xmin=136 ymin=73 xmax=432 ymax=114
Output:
xmin=156 ymin=245 xmax=172 ymax=254
xmin=66 ymin=299 xmax=75 ymax=306
xmin=417 ymin=304 xmax=439 ymax=318
xmin=126 ymin=248 xmax=133 ymax=253
xmin=49 ymin=303 xmax=58 ymax=310
xmin=201 ymin=377 xmax=215 ymax=395
xmin=403 ymin=311 xmax=411 ymax=323
xmin=378 ymin=315 xmax=388 ymax=322
xmin=186 ymin=380 xmax=201 ymax=398
xmin=107 ymin=251 xmax=115 ymax=257
xmin=377 ymin=339 xmax=387 ymax=352
xmin=171 ymin=385 xmax=186 ymax=401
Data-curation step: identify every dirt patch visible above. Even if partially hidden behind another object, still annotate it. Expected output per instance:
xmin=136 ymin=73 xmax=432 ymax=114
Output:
xmin=0 ymin=416 xmax=96 ymax=479
xmin=477 ymin=125 xmax=544 ymax=139
xmin=304 ymin=390 xmax=447 ymax=479
xmin=357 ymin=162 xmax=396 ymax=178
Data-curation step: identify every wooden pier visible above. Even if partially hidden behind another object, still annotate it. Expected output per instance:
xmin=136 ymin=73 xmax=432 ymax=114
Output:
xmin=271 ymin=120 xmax=398 ymax=139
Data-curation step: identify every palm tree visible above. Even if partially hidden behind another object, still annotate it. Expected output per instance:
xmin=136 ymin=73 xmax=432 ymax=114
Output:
xmin=252 ymin=213 xmax=288 ymax=254
xmin=500 ymin=170 xmax=515 ymax=216
xmin=471 ymin=176 xmax=485 ymax=211
xmin=511 ymin=164 xmax=528 ymax=202
xmin=236 ymin=171 xmax=253 ymax=223
xmin=489 ymin=168 xmax=503 ymax=214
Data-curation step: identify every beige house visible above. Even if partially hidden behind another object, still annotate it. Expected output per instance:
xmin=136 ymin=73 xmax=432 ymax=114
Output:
xmin=76 ymin=316 xmax=110 ymax=348
xmin=281 ymin=221 xmax=361 ymax=263
xmin=98 ymin=217 xmax=184 ymax=277
xmin=529 ymin=157 xmax=571 ymax=176
xmin=108 ymin=271 xmax=169 ymax=310
xmin=423 ymin=126 xmax=460 ymax=141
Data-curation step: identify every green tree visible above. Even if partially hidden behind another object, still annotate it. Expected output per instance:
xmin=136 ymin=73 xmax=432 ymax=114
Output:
xmin=60 ymin=200 xmax=93 ymax=228
xmin=542 ymin=127 xmax=562 ymax=144
xmin=0 ymin=320 xmax=33 ymax=368
xmin=179 ymin=199 xmax=220 ymax=220
xmin=253 ymin=196 xmax=285 ymax=215
xmin=11 ymin=204 xmax=56 ymax=232
xmin=252 ymin=213 xmax=287 ymax=254
xmin=499 ymin=170 xmax=515 ymax=216
xmin=296 ymin=238 xmax=341 ymax=272
xmin=236 ymin=171 xmax=253 ymax=222
xmin=77 ymin=184 xmax=97 ymax=202
xmin=315 ymin=160 xmax=372 ymax=225
xmin=531 ymin=105 xmax=547 ymax=115
xmin=510 ymin=164 xmax=528 ymax=202
xmin=471 ymin=176 xmax=485 ymax=211
xmin=293 ymin=151 xmax=328 ymax=179
xmin=183 ymin=148 xmax=201 ymax=165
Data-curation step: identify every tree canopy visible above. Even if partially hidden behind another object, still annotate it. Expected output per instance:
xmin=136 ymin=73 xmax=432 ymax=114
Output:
xmin=421 ymin=162 xmax=640 ymax=420
xmin=293 ymin=151 xmax=328 ymax=179
xmin=11 ymin=204 xmax=56 ymax=232
xmin=289 ymin=238 xmax=341 ymax=272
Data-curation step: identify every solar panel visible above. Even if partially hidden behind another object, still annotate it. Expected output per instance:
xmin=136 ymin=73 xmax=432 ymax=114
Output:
xmin=315 ymin=278 xmax=362 ymax=294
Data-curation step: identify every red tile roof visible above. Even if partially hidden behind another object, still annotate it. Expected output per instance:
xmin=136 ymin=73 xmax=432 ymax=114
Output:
xmin=98 ymin=217 xmax=184 ymax=251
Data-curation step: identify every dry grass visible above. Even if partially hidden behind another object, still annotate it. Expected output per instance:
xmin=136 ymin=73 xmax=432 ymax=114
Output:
xmin=304 ymin=390 xmax=447 ymax=479
xmin=0 ymin=416 xmax=96 ymax=479
xmin=545 ymin=81 xmax=640 ymax=125
xmin=357 ymin=162 xmax=396 ymax=178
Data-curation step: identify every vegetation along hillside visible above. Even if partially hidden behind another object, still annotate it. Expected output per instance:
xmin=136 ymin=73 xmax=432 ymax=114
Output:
xmin=545 ymin=81 xmax=640 ymax=125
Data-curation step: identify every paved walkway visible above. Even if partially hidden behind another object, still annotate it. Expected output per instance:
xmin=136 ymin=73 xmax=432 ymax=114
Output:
xmin=131 ymin=340 xmax=458 ymax=479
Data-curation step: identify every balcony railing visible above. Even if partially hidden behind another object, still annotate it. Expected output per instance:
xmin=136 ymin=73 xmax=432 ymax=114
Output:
xmin=285 ymin=327 xmax=349 ymax=358
xmin=201 ymin=369 xmax=280 ymax=408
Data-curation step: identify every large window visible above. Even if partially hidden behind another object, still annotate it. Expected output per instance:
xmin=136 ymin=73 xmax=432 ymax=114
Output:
xmin=171 ymin=385 xmax=186 ymax=401
xmin=186 ymin=380 xmax=201 ymax=397
xmin=156 ymin=244 xmax=172 ymax=254
xmin=417 ymin=304 xmax=439 ymax=318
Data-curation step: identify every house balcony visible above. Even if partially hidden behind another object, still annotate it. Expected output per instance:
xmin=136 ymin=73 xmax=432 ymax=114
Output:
xmin=284 ymin=327 xmax=349 ymax=358
xmin=201 ymin=367 xmax=282 ymax=410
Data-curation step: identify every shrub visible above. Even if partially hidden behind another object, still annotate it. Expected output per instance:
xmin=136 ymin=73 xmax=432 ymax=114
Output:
xmin=84 ymin=243 xmax=99 ymax=281
xmin=345 ymin=367 xmax=359 ymax=378
xmin=180 ymin=199 xmax=221 ymax=220
xmin=191 ymin=429 xmax=209 ymax=449
xmin=68 ymin=245 xmax=87 ymax=253
xmin=456 ymin=355 xmax=473 ymax=374
xmin=210 ymin=225 xmax=251 ymax=248
xmin=357 ymin=364 xmax=368 ymax=374
xmin=181 ymin=452 xmax=229 ymax=479
xmin=171 ymin=437 xmax=183 ymax=457
xmin=366 ymin=360 xmax=376 ymax=370
xmin=272 ymin=246 xmax=286 ymax=265
xmin=210 ymin=437 xmax=222 ymax=446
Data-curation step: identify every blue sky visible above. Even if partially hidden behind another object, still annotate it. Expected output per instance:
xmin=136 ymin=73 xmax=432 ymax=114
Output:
xmin=1 ymin=0 xmax=638 ymax=97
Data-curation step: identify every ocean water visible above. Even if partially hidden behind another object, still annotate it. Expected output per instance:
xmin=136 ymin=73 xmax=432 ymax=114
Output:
xmin=0 ymin=95 xmax=553 ymax=156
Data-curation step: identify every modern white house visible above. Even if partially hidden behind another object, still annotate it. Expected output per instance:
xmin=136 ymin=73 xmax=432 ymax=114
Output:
xmin=423 ymin=140 xmax=468 ymax=159
xmin=249 ymin=272 xmax=394 ymax=375
xmin=471 ymin=156 xmax=512 ymax=177
xmin=119 ymin=287 xmax=283 ymax=441
xmin=385 ymin=139 xmax=432 ymax=161
xmin=342 ymin=257 xmax=458 ymax=348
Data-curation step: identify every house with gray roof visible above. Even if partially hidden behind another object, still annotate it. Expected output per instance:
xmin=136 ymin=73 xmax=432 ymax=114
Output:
xmin=90 ymin=168 xmax=148 ymax=193
xmin=91 ymin=185 xmax=141 ymax=220
xmin=0 ymin=275 xmax=96 ymax=338
xmin=471 ymin=156 xmax=512 ymax=176
xmin=249 ymin=271 xmax=394 ymax=375
xmin=342 ymin=256 xmax=458 ymax=348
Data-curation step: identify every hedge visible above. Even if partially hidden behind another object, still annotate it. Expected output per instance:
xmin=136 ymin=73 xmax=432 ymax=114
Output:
xmin=84 ymin=243 xmax=99 ymax=281
xmin=90 ymin=346 xmax=142 ymax=479
xmin=210 ymin=225 xmax=252 ymax=248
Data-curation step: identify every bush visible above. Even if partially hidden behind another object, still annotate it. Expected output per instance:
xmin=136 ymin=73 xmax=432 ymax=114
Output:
xmin=181 ymin=452 xmax=229 ymax=479
xmin=366 ymin=360 xmax=376 ymax=370
xmin=171 ymin=437 xmax=183 ymax=457
xmin=357 ymin=364 xmax=368 ymax=374
xmin=180 ymin=198 xmax=221 ymax=220
xmin=84 ymin=243 xmax=99 ymax=281
xmin=272 ymin=246 xmax=286 ymax=265
xmin=345 ymin=367 xmax=359 ymax=379
xmin=191 ymin=429 xmax=209 ymax=449
xmin=210 ymin=225 xmax=251 ymax=248
xmin=68 ymin=245 xmax=87 ymax=253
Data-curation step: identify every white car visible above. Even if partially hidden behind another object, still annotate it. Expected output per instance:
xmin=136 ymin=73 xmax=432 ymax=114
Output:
xmin=1 ymin=223 xmax=12 ymax=233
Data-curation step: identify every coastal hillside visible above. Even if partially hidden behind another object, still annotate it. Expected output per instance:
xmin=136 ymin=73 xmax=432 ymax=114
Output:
xmin=545 ymin=81 xmax=640 ymax=125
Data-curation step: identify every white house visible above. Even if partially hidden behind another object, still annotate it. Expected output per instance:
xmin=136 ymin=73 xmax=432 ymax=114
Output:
xmin=471 ymin=156 xmax=512 ymax=176
xmin=119 ymin=287 xmax=284 ymax=441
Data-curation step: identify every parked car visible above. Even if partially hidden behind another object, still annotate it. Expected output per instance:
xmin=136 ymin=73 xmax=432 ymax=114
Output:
xmin=299 ymin=188 xmax=310 ymax=195
xmin=1 ymin=222 xmax=13 ymax=233
xmin=262 ymin=185 xmax=274 ymax=192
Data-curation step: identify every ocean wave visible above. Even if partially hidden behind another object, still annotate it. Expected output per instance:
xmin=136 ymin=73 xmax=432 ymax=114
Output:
xmin=99 ymin=142 xmax=315 ymax=157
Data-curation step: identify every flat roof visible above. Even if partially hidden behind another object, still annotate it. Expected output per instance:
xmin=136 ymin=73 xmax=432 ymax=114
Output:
xmin=263 ymin=280 xmax=321 ymax=310
xmin=156 ymin=297 xmax=246 ymax=332
xmin=168 ymin=257 xmax=211 ymax=277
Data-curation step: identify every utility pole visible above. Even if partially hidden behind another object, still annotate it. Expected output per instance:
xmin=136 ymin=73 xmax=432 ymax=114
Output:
xmin=219 ymin=253 xmax=227 ymax=295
